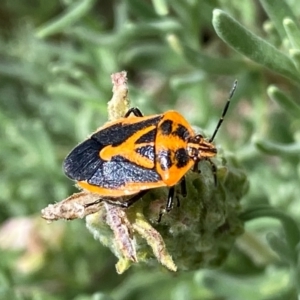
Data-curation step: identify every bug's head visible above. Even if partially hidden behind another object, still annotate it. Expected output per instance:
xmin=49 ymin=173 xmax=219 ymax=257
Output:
xmin=187 ymin=134 xmax=217 ymax=161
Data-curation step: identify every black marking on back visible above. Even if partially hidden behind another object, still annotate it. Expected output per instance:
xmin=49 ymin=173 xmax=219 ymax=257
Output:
xmin=157 ymin=149 xmax=173 ymax=171
xmin=175 ymin=148 xmax=190 ymax=168
xmin=173 ymin=124 xmax=190 ymax=141
xmin=63 ymin=115 xmax=163 ymax=188
xmin=135 ymin=128 xmax=156 ymax=144
xmin=63 ymin=138 xmax=104 ymax=181
xmin=88 ymin=155 xmax=161 ymax=189
xmin=159 ymin=120 xmax=173 ymax=136
xmin=91 ymin=115 xmax=162 ymax=147
xmin=135 ymin=145 xmax=155 ymax=162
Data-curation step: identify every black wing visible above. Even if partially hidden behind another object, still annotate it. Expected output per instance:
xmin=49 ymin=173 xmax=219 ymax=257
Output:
xmin=63 ymin=115 xmax=162 ymax=189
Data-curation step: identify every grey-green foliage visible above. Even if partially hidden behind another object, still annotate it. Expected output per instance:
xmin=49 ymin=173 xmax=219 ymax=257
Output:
xmin=0 ymin=0 xmax=300 ymax=299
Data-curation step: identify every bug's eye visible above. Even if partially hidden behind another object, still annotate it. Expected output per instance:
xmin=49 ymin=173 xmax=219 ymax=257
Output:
xmin=194 ymin=135 xmax=203 ymax=143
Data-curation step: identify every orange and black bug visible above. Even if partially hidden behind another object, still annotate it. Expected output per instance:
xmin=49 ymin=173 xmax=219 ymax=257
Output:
xmin=63 ymin=81 xmax=237 ymax=216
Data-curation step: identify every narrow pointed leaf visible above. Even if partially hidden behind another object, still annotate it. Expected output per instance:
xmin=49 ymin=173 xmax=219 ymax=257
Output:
xmin=255 ymin=138 xmax=300 ymax=156
xmin=260 ymin=0 xmax=297 ymax=40
xmin=284 ymin=18 xmax=300 ymax=49
xmin=36 ymin=0 xmax=96 ymax=38
xmin=182 ymin=45 xmax=246 ymax=74
xmin=268 ymin=85 xmax=300 ymax=118
xmin=213 ymin=9 xmax=299 ymax=82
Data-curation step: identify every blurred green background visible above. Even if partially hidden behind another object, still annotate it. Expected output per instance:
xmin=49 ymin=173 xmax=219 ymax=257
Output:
xmin=1 ymin=0 xmax=300 ymax=299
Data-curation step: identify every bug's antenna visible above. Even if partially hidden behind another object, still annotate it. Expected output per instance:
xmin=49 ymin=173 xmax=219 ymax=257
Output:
xmin=209 ymin=80 xmax=238 ymax=143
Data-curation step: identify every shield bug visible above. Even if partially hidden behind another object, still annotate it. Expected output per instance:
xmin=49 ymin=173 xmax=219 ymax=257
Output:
xmin=63 ymin=81 xmax=237 ymax=214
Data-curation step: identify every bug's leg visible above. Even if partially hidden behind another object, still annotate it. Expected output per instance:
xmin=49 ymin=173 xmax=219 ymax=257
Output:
xmin=193 ymin=161 xmax=201 ymax=173
xmin=84 ymin=190 xmax=148 ymax=209
xmin=157 ymin=186 xmax=175 ymax=223
xmin=157 ymin=210 xmax=164 ymax=223
xmin=84 ymin=199 xmax=102 ymax=208
xmin=166 ymin=186 xmax=175 ymax=212
xmin=124 ymin=107 xmax=144 ymax=118
xmin=207 ymin=159 xmax=217 ymax=186
xmin=120 ymin=190 xmax=148 ymax=208
xmin=180 ymin=177 xmax=187 ymax=198
xmin=175 ymin=177 xmax=187 ymax=209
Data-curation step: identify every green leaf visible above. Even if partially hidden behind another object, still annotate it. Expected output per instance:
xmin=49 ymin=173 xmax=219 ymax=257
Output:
xmin=289 ymin=49 xmax=300 ymax=71
xmin=283 ymin=18 xmax=300 ymax=49
xmin=202 ymin=271 xmax=263 ymax=300
xmin=260 ymin=0 xmax=297 ymax=40
xmin=267 ymin=85 xmax=300 ymax=118
xmin=255 ymin=138 xmax=300 ymax=156
xmin=181 ymin=45 xmax=246 ymax=74
xmin=240 ymin=205 xmax=300 ymax=263
xmin=122 ymin=19 xmax=182 ymax=38
xmin=151 ymin=0 xmax=169 ymax=16
xmin=266 ymin=232 xmax=291 ymax=264
xmin=127 ymin=0 xmax=158 ymax=19
xmin=212 ymin=9 xmax=299 ymax=82
xmin=36 ymin=0 xmax=97 ymax=38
